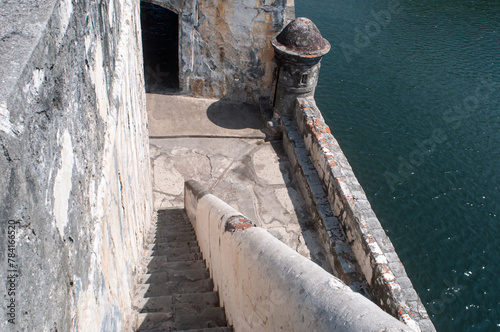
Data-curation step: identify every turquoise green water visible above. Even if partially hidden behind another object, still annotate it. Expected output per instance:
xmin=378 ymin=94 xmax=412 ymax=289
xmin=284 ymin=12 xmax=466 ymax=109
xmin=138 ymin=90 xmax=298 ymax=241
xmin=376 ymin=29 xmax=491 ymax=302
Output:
xmin=294 ymin=0 xmax=500 ymax=330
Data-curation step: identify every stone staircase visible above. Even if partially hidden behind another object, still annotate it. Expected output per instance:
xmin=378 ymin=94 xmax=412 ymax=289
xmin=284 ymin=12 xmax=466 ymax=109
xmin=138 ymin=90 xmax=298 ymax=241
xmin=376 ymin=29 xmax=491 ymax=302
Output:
xmin=133 ymin=209 xmax=232 ymax=332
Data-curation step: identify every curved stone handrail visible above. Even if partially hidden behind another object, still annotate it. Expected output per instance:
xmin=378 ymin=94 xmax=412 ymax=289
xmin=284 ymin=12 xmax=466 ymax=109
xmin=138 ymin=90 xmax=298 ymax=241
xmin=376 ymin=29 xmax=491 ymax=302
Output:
xmin=184 ymin=180 xmax=412 ymax=331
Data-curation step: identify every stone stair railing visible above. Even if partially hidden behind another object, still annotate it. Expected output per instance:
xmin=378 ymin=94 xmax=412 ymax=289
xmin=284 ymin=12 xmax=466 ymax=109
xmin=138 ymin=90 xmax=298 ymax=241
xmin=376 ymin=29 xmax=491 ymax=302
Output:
xmin=184 ymin=180 xmax=413 ymax=331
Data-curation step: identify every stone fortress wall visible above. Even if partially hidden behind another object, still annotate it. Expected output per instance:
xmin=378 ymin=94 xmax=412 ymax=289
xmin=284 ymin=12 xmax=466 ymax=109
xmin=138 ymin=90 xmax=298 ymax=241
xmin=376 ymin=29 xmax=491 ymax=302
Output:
xmin=1 ymin=1 xmax=153 ymax=330
xmin=142 ymin=0 xmax=295 ymax=103
xmin=282 ymin=98 xmax=436 ymax=331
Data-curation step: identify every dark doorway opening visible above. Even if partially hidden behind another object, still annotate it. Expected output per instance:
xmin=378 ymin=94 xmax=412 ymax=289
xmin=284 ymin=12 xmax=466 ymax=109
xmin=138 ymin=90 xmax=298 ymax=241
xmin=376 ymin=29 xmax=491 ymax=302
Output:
xmin=140 ymin=2 xmax=179 ymax=93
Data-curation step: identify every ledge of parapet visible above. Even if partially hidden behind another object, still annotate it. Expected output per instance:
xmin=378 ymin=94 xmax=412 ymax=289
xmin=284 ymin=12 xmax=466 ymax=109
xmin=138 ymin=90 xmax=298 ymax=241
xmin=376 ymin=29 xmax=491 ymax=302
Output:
xmin=185 ymin=179 xmax=211 ymax=200
xmin=0 ymin=1 xmax=58 ymax=107
xmin=287 ymin=97 xmax=436 ymax=331
xmin=184 ymin=180 xmax=212 ymax=224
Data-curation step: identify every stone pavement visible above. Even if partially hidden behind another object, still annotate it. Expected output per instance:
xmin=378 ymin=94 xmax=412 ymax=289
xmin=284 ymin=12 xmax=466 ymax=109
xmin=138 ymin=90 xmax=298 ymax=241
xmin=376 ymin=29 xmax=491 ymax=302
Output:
xmin=148 ymin=94 xmax=332 ymax=273
xmin=147 ymin=94 xmax=266 ymax=138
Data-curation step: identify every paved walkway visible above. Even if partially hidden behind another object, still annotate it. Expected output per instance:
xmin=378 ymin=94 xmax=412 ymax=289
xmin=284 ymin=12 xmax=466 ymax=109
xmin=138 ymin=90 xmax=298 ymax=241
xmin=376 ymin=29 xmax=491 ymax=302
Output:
xmin=148 ymin=94 xmax=332 ymax=273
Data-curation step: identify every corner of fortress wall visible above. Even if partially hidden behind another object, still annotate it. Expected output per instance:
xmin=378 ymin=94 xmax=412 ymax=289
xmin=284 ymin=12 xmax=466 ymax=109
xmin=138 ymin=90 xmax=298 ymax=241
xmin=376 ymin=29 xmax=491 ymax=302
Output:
xmin=0 ymin=1 xmax=153 ymax=331
xmin=286 ymin=97 xmax=436 ymax=331
xmin=142 ymin=0 xmax=294 ymax=104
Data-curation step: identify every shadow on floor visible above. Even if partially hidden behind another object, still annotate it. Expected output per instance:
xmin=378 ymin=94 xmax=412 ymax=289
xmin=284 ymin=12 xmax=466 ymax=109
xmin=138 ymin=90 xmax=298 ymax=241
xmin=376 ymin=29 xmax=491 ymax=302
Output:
xmin=206 ymin=100 xmax=264 ymax=131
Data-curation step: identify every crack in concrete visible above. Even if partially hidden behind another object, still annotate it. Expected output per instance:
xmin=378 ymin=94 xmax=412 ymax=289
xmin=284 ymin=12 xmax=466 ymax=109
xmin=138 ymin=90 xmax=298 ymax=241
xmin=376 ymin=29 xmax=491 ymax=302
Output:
xmin=209 ymin=142 xmax=261 ymax=190
xmin=192 ymin=150 xmax=213 ymax=178
xmin=206 ymin=154 xmax=213 ymax=177
xmin=152 ymin=189 xmax=179 ymax=198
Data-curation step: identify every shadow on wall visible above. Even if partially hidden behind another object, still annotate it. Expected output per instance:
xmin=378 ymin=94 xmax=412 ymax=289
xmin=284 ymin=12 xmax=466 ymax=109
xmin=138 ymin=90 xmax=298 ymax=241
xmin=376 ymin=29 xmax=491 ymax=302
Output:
xmin=206 ymin=101 xmax=263 ymax=131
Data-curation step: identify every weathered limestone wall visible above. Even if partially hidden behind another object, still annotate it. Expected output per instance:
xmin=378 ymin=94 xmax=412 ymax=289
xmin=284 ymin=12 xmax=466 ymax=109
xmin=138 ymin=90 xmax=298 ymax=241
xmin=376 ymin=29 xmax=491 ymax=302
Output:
xmin=184 ymin=180 xmax=412 ymax=332
xmin=289 ymin=97 xmax=435 ymax=331
xmin=142 ymin=0 xmax=295 ymax=104
xmin=0 ymin=1 xmax=153 ymax=330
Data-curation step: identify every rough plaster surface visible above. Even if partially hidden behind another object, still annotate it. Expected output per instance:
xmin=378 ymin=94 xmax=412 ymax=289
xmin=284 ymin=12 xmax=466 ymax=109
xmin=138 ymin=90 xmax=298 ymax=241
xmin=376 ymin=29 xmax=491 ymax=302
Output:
xmin=292 ymin=97 xmax=436 ymax=331
xmin=0 ymin=1 xmax=153 ymax=330
xmin=141 ymin=0 xmax=294 ymax=104
xmin=150 ymin=137 xmax=331 ymax=272
xmin=184 ymin=182 xmax=413 ymax=331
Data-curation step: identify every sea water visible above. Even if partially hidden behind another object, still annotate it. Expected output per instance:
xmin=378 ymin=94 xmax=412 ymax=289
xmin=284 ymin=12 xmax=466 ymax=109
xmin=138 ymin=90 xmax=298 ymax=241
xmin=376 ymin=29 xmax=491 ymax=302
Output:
xmin=294 ymin=0 xmax=500 ymax=330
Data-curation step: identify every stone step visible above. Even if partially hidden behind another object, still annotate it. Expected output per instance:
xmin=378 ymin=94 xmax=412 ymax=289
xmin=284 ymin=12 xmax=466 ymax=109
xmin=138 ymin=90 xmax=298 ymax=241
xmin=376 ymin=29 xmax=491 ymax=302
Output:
xmin=150 ymin=228 xmax=195 ymax=236
xmin=146 ymin=260 xmax=206 ymax=273
xmin=146 ymin=240 xmax=199 ymax=249
xmin=177 ymin=327 xmax=233 ymax=332
xmin=157 ymin=209 xmax=190 ymax=220
xmin=171 ymin=292 xmax=221 ymax=315
xmin=135 ymin=279 xmax=214 ymax=298
xmin=155 ymin=222 xmax=192 ymax=229
xmin=139 ymin=328 xmax=232 ymax=332
xmin=144 ymin=246 xmax=201 ymax=258
xmin=142 ymin=253 xmax=204 ymax=267
xmin=135 ymin=307 xmax=227 ymax=331
xmin=139 ymin=268 xmax=209 ymax=284
xmin=150 ymin=224 xmax=194 ymax=231
xmin=151 ymin=227 xmax=195 ymax=236
xmin=133 ymin=292 xmax=220 ymax=314
xmin=152 ymin=225 xmax=192 ymax=232
xmin=152 ymin=234 xmax=197 ymax=242
xmin=133 ymin=295 xmax=174 ymax=314
xmin=154 ymin=221 xmax=193 ymax=228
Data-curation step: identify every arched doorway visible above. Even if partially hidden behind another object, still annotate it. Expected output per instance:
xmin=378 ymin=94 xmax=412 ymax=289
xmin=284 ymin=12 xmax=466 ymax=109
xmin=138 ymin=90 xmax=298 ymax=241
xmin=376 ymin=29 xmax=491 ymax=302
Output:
xmin=140 ymin=1 xmax=179 ymax=93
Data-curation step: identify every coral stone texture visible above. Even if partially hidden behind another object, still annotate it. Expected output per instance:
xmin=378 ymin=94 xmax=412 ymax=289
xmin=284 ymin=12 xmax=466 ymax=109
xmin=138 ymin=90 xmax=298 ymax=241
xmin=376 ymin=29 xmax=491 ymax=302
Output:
xmin=141 ymin=0 xmax=294 ymax=103
xmin=0 ymin=1 xmax=153 ymax=331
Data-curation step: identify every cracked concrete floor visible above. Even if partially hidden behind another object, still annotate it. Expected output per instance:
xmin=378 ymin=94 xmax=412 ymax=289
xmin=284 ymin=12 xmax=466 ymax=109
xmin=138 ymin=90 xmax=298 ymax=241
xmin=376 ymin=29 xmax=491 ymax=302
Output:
xmin=150 ymin=137 xmax=332 ymax=273
xmin=146 ymin=94 xmax=332 ymax=272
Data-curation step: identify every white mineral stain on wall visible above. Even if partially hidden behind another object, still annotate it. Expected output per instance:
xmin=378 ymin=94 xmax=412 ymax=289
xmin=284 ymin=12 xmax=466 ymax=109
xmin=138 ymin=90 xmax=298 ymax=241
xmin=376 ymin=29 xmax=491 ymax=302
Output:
xmin=74 ymin=219 xmax=104 ymax=331
xmin=90 ymin=37 xmax=110 ymax=120
xmin=53 ymin=129 xmax=74 ymax=239
xmin=22 ymin=68 xmax=45 ymax=105
xmin=0 ymin=103 xmax=12 ymax=135
xmin=58 ymin=0 xmax=73 ymax=45
xmin=108 ymin=0 xmax=115 ymax=28
xmin=32 ymin=68 xmax=45 ymax=91
xmin=73 ymin=1 xmax=153 ymax=329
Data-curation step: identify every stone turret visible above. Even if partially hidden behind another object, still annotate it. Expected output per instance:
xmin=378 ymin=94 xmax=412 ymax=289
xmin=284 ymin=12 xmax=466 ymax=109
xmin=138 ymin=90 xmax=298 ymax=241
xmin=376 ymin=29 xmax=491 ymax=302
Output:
xmin=271 ymin=17 xmax=330 ymax=117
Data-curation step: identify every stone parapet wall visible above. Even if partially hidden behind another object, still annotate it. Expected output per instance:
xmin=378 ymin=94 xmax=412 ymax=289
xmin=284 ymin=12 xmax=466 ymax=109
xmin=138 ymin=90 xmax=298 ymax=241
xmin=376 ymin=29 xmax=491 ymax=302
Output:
xmin=281 ymin=116 xmax=370 ymax=295
xmin=184 ymin=180 xmax=412 ymax=332
xmin=289 ymin=97 xmax=435 ymax=331
xmin=0 ymin=1 xmax=153 ymax=330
